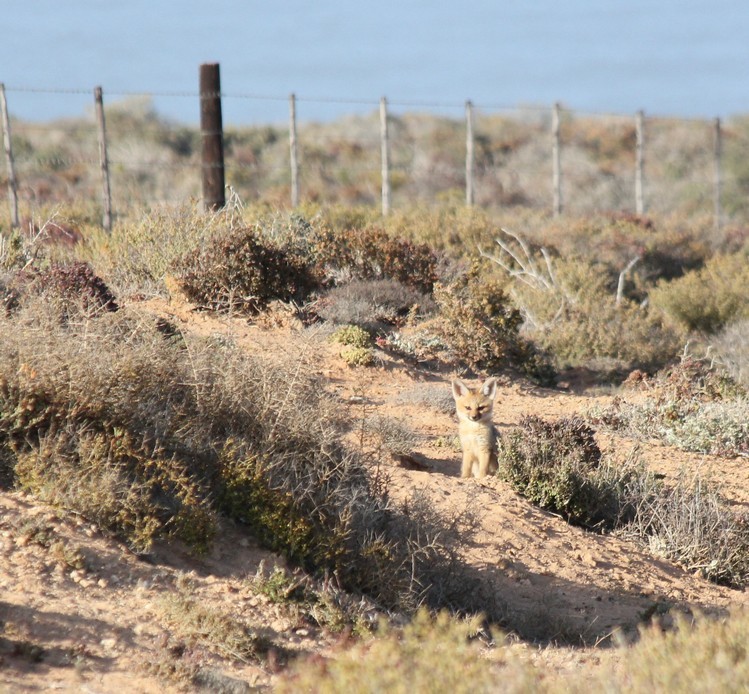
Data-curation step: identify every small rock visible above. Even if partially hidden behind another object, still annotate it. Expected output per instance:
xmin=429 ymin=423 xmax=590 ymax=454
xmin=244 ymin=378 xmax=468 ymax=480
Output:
xmin=79 ymin=579 xmax=96 ymax=589
xmin=100 ymin=637 xmax=118 ymax=651
xmin=97 ymin=578 xmax=109 ymax=589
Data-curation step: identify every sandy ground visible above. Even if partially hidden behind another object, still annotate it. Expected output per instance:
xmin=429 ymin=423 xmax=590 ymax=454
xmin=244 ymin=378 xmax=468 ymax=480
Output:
xmin=1 ymin=298 xmax=747 ymax=692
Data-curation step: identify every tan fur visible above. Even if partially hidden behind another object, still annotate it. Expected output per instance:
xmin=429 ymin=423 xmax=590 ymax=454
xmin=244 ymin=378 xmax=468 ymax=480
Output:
xmin=451 ymin=377 xmax=499 ymax=478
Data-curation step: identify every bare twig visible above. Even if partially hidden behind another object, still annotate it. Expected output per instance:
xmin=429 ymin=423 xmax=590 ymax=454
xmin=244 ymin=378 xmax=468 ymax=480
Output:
xmin=616 ymin=255 xmax=641 ymax=306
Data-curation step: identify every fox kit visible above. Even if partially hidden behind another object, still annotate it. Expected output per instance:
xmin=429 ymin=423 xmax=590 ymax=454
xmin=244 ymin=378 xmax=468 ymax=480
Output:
xmin=451 ymin=377 xmax=499 ymax=478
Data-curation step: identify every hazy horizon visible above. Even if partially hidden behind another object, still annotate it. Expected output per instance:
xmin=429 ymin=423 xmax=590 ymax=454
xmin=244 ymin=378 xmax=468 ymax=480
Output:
xmin=2 ymin=1 xmax=748 ymax=125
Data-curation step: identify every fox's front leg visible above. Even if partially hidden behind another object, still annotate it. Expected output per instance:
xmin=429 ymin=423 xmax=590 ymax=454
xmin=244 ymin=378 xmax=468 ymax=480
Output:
xmin=461 ymin=451 xmax=474 ymax=478
xmin=477 ymin=450 xmax=493 ymax=477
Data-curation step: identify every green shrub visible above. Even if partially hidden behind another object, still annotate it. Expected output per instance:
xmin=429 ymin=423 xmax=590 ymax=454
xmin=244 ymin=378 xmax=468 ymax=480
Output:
xmin=174 ymin=225 xmax=319 ymax=314
xmin=480 ymin=229 xmax=684 ymax=372
xmin=535 ymin=214 xmax=711 ymax=294
xmin=1 ymin=228 xmax=40 ymax=271
xmin=651 ymin=251 xmax=749 ymax=334
xmin=331 ymin=324 xmax=372 ymax=348
xmin=497 ymin=416 xmax=645 ymax=530
xmin=340 ymin=346 xmax=376 ymax=367
xmin=310 ymin=225 xmax=439 ymax=294
xmin=331 ymin=325 xmax=375 ymax=366
xmin=433 ymin=266 xmax=556 ymax=385
xmin=510 ymin=254 xmax=681 ymax=372
xmin=0 ymin=308 xmax=216 ymax=552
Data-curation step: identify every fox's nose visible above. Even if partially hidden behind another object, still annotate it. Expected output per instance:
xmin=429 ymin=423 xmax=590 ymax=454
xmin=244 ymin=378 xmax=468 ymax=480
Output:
xmin=470 ymin=413 xmax=480 ymax=421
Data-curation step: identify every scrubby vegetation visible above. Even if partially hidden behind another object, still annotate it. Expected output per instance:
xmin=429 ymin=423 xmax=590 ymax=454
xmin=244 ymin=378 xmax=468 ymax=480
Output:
xmin=279 ymin=608 xmax=749 ymax=693
xmin=433 ymin=264 xmax=556 ymax=384
xmin=590 ymin=356 xmax=748 ymax=457
xmin=174 ymin=225 xmax=319 ymax=314
xmin=496 ymin=416 xmax=647 ymax=530
xmin=497 ymin=408 xmax=749 ymax=588
xmin=651 ymin=250 xmax=749 ymax=334
xmin=480 ymin=227 xmax=683 ymax=374
xmin=3 ymin=113 xmax=749 ymax=687
xmin=277 ymin=610 xmax=510 ymax=694
xmin=713 ymin=319 xmax=749 ymax=388
xmin=0 ymin=296 xmax=497 ymax=616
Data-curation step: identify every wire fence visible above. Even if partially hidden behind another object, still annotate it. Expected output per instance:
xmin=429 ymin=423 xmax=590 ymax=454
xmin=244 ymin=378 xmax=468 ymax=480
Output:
xmin=2 ymin=80 xmax=749 ymax=231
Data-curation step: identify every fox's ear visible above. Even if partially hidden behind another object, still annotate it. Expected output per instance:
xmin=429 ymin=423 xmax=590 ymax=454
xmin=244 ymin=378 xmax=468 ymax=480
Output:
xmin=482 ymin=377 xmax=498 ymax=399
xmin=451 ymin=379 xmax=468 ymax=400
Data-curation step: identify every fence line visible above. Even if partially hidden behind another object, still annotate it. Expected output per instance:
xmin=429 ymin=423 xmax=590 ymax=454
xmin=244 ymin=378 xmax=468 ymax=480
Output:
xmin=0 ymin=74 xmax=744 ymax=230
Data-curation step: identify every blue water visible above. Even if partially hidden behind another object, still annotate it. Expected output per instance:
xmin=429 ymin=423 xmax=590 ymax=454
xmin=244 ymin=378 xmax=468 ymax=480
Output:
xmin=2 ymin=1 xmax=748 ymax=124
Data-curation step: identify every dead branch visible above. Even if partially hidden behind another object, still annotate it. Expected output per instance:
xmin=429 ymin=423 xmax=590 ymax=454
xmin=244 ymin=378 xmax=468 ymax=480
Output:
xmin=616 ymin=255 xmax=641 ymax=306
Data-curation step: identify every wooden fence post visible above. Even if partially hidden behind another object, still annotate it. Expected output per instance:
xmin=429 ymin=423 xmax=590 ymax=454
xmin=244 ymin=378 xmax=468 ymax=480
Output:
xmin=199 ymin=63 xmax=225 ymax=211
xmin=713 ymin=117 xmax=722 ymax=231
xmin=94 ymin=87 xmax=113 ymax=231
xmin=465 ymin=100 xmax=475 ymax=206
xmin=635 ymin=110 xmax=645 ymax=215
xmin=552 ymin=102 xmax=562 ymax=216
xmin=289 ymin=93 xmax=299 ymax=208
xmin=380 ymin=96 xmax=391 ymax=216
xmin=0 ymin=83 xmax=19 ymax=229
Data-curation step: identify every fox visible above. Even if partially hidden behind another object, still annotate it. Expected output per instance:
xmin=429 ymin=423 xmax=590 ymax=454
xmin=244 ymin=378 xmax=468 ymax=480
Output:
xmin=451 ymin=377 xmax=499 ymax=478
